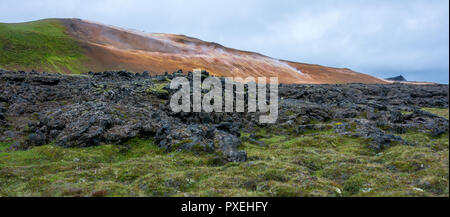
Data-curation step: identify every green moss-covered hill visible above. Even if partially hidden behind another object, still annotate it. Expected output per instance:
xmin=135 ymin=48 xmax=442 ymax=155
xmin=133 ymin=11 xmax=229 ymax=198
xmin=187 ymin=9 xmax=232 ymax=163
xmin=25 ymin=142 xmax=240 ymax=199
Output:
xmin=0 ymin=19 xmax=86 ymax=73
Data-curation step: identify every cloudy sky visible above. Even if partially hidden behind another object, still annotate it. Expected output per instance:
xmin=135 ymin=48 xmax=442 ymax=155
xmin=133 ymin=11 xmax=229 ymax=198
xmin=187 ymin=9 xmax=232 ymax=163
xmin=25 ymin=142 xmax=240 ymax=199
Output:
xmin=1 ymin=0 xmax=449 ymax=83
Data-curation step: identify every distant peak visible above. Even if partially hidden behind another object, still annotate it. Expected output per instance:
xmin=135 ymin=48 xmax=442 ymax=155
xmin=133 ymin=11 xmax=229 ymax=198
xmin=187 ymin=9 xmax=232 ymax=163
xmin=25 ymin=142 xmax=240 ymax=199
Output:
xmin=385 ymin=75 xmax=407 ymax=82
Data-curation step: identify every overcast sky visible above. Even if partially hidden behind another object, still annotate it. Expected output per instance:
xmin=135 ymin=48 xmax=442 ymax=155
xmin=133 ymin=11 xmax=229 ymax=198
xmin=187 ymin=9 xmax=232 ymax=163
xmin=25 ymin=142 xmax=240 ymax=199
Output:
xmin=1 ymin=0 xmax=449 ymax=83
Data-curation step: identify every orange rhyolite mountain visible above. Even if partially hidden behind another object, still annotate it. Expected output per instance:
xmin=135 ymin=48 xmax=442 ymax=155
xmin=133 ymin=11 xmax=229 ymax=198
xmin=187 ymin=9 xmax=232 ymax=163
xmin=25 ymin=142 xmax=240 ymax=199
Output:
xmin=32 ymin=18 xmax=391 ymax=84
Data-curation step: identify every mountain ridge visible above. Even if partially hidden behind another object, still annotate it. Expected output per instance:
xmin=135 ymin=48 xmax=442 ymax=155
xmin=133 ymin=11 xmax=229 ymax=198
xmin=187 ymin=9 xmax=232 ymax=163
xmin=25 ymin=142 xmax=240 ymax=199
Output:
xmin=0 ymin=18 xmax=387 ymax=84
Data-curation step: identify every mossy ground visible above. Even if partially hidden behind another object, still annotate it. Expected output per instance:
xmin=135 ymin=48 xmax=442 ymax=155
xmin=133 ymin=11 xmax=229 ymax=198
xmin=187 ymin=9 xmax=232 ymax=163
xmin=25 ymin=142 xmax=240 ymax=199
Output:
xmin=0 ymin=19 xmax=87 ymax=73
xmin=401 ymin=108 xmax=449 ymax=120
xmin=146 ymin=82 xmax=170 ymax=95
xmin=422 ymin=107 xmax=449 ymax=120
xmin=1 ymin=116 xmax=448 ymax=196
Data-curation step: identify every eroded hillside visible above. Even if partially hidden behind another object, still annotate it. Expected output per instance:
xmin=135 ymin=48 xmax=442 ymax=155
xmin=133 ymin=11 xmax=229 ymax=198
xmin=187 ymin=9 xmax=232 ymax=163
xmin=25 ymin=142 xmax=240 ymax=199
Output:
xmin=1 ymin=18 xmax=386 ymax=84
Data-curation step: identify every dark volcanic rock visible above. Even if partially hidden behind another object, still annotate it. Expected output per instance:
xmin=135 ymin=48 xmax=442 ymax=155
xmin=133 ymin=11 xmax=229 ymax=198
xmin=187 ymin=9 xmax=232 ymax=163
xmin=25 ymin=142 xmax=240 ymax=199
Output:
xmin=355 ymin=121 xmax=406 ymax=151
xmin=0 ymin=70 xmax=249 ymax=162
xmin=27 ymin=130 xmax=47 ymax=146
xmin=0 ymin=69 xmax=448 ymax=162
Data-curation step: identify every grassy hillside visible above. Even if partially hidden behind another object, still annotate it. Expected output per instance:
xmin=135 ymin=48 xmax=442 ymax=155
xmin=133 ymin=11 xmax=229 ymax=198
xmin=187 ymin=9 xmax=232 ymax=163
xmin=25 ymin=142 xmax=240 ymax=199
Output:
xmin=0 ymin=19 xmax=86 ymax=73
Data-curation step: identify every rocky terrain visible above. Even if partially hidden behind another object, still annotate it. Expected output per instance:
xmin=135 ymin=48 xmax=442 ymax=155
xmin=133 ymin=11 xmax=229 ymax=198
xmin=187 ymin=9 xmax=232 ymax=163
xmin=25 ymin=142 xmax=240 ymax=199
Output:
xmin=0 ymin=69 xmax=448 ymax=196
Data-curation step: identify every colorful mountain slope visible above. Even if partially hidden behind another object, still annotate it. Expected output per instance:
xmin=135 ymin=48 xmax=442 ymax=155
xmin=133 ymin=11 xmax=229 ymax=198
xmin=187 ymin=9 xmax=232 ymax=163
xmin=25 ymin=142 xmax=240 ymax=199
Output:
xmin=0 ymin=18 xmax=386 ymax=84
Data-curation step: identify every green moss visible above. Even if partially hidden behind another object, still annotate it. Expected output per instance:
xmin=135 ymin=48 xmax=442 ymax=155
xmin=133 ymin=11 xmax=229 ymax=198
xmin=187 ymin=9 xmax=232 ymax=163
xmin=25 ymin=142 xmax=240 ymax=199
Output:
xmin=267 ymin=183 xmax=301 ymax=197
xmin=0 ymin=19 xmax=87 ymax=73
xmin=399 ymin=131 xmax=449 ymax=151
xmin=0 ymin=142 xmax=10 ymax=152
xmin=0 ymin=124 xmax=448 ymax=197
xmin=422 ymin=107 xmax=449 ymax=119
xmin=263 ymin=169 xmax=290 ymax=182
xmin=401 ymin=110 xmax=413 ymax=115
xmin=343 ymin=175 xmax=365 ymax=195
xmin=170 ymin=139 xmax=193 ymax=151
xmin=360 ymin=111 xmax=368 ymax=118
xmin=146 ymin=82 xmax=169 ymax=94
xmin=284 ymin=110 xmax=296 ymax=116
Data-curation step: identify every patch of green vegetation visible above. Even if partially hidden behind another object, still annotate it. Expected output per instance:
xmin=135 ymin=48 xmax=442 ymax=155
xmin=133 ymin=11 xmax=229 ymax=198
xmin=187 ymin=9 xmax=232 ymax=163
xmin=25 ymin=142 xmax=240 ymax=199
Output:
xmin=146 ymin=82 xmax=169 ymax=94
xmin=399 ymin=131 xmax=449 ymax=150
xmin=284 ymin=110 xmax=296 ymax=116
xmin=422 ymin=107 xmax=449 ymax=119
xmin=0 ymin=125 xmax=448 ymax=197
xmin=401 ymin=110 xmax=413 ymax=115
xmin=0 ymin=142 xmax=11 ymax=152
xmin=0 ymin=19 xmax=87 ymax=73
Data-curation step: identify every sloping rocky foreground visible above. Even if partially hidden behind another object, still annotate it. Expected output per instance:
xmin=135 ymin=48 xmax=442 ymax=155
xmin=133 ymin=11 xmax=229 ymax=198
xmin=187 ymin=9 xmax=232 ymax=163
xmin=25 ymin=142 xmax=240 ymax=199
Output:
xmin=0 ymin=69 xmax=448 ymax=162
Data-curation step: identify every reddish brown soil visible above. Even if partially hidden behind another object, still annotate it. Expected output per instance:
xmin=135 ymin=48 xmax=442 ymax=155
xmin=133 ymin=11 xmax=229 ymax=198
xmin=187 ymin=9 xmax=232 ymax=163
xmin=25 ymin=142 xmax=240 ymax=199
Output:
xmin=60 ymin=18 xmax=386 ymax=84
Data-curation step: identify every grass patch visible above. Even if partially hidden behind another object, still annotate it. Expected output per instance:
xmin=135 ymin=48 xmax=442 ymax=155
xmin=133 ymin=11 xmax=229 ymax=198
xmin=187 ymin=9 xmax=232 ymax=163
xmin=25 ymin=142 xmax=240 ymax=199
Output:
xmin=0 ymin=126 xmax=448 ymax=197
xmin=146 ymin=82 xmax=169 ymax=94
xmin=401 ymin=111 xmax=413 ymax=115
xmin=0 ymin=142 xmax=10 ymax=152
xmin=422 ymin=107 xmax=449 ymax=119
xmin=0 ymin=19 xmax=87 ymax=73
